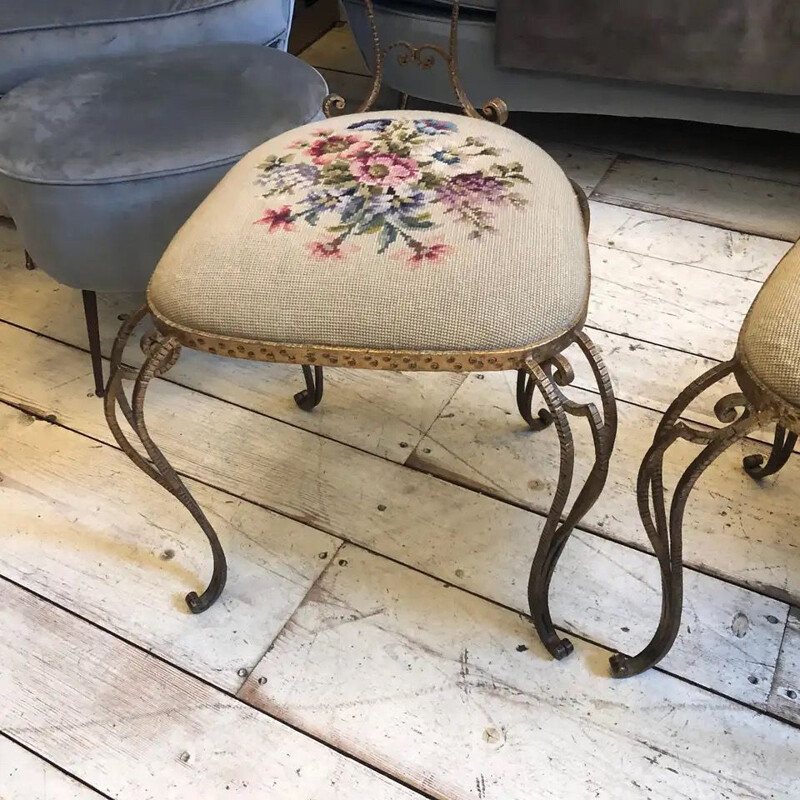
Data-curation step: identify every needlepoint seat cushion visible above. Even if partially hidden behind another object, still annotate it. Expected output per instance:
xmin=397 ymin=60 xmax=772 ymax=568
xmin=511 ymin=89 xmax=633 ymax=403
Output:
xmin=738 ymin=241 xmax=800 ymax=408
xmin=148 ymin=111 xmax=589 ymax=358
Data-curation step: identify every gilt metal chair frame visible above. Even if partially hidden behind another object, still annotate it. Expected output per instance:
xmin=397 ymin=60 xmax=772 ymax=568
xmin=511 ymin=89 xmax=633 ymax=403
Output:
xmin=104 ymin=0 xmax=617 ymax=663
xmin=610 ymin=353 xmax=798 ymax=678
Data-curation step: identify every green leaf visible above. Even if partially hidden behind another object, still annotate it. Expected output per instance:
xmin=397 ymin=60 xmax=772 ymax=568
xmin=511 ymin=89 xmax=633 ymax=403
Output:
xmin=399 ymin=214 xmax=434 ymax=230
xmin=418 ymin=171 xmax=444 ymax=189
xmin=355 ymin=214 xmax=385 ymax=235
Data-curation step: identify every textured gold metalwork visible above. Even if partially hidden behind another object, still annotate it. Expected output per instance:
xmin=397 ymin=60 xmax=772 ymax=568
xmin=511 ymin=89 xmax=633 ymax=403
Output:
xmin=323 ymin=0 xmax=509 ymax=124
xmin=104 ymin=306 xmax=228 ymax=613
xmin=525 ymin=331 xmax=618 ymax=661
xmin=609 ymin=352 xmax=796 ymax=679
xmin=147 ymin=295 xmax=587 ymax=374
xmin=109 ymin=295 xmax=615 ymax=626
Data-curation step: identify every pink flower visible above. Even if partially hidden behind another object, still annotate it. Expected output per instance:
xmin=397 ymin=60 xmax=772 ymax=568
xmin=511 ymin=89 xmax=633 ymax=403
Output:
xmin=409 ymin=243 xmax=450 ymax=265
xmin=255 ymin=205 xmax=293 ymax=232
xmin=308 ymin=135 xmax=370 ymax=165
xmin=307 ymin=240 xmax=345 ymax=260
xmin=307 ymin=239 xmax=360 ymax=261
xmin=349 ymin=153 xmax=418 ymax=187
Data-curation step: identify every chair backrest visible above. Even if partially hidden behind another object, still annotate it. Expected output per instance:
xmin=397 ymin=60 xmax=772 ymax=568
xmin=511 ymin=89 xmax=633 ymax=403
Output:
xmin=324 ymin=0 xmax=508 ymax=125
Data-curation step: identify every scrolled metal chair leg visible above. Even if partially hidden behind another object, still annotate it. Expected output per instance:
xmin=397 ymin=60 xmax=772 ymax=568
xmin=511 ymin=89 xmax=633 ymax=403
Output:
xmin=525 ymin=331 xmax=617 ymax=660
xmin=294 ymin=365 xmax=324 ymax=411
xmin=516 ymin=368 xmax=552 ymax=431
xmin=743 ymin=424 xmax=797 ymax=480
xmin=609 ymin=361 xmax=769 ymax=677
xmin=104 ymin=306 xmax=228 ymax=613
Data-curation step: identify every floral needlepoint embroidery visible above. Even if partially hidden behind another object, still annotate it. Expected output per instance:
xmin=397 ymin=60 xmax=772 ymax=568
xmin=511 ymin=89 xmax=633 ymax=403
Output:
xmin=253 ymin=117 xmax=530 ymax=264
xmin=256 ymin=205 xmax=294 ymax=232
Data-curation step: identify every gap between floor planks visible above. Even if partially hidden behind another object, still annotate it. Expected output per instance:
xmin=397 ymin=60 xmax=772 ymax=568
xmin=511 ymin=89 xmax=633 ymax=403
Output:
xmin=0 ymin=404 xmax=796 ymax=800
xmin=0 ymin=576 xmax=429 ymax=800
xmin=0 ymin=733 xmax=109 ymax=800
xmin=239 ymin=543 xmax=800 ymax=800
xmin=0 ymin=322 xmax=791 ymax=715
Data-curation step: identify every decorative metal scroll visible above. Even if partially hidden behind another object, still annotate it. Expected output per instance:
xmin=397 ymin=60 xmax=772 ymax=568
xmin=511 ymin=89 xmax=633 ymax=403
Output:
xmin=323 ymin=0 xmax=509 ymax=124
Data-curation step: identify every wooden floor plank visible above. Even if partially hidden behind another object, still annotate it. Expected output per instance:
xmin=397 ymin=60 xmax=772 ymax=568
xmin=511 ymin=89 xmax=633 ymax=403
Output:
xmin=588 ymin=201 xmax=791 ymax=282
xmin=0 ymin=323 xmax=785 ymax=710
xmin=592 ymin=156 xmax=800 ymax=241
xmin=0 ymin=223 xmax=464 ymax=464
xmin=0 ymin=402 xmax=339 ymax=693
xmin=768 ymin=608 xmax=800 ymax=725
xmin=0 ymin=735 xmax=104 ymax=800
xmin=411 ymin=372 xmax=800 ymax=606
xmin=241 ymin=545 xmax=800 ymax=800
xmin=299 ymin=23 xmax=370 ymax=76
xmin=511 ymin=113 xmax=800 ymax=186
xmin=567 ymin=329 xmax=725 ymax=427
xmin=534 ymin=142 xmax=617 ymax=194
xmin=563 ymin=330 xmax=789 ymax=454
xmin=0 ymin=578 xmax=423 ymax=800
xmin=589 ymin=242 xmax=761 ymax=361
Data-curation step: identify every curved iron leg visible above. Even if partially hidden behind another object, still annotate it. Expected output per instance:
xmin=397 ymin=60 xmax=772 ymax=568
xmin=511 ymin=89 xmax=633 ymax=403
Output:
xmin=104 ymin=308 xmax=228 ymax=613
xmin=294 ymin=365 xmax=324 ymax=411
xmin=516 ymin=369 xmax=553 ymax=431
xmin=526 ymin=331 xmax=617 ymax=660
xmin=743 ymin=425 xmax=797 ymax=480
xmin=609 ymin=360 xmax=767 ymax=677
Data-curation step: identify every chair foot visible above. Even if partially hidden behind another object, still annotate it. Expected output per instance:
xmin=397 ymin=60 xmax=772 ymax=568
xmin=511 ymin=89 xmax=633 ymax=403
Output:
xmin=104 ymin=307 xmax=228 ymax=613
xmin=743 ymin=424 xmax=796 ymax=480
xmin=526 ymin=332 xmax=617 ymax=661
xmin=81 ymin=289 xmax=104 ymax=397
xmin=294 ymin=365 xmax=324 ymax=411
xmin=610 ymin=360 xmax=770 ymax=677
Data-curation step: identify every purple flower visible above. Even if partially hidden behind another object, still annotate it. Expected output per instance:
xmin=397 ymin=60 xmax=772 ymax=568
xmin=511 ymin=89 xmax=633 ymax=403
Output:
xmin=348 ymin=118 xmax=394 ymax=132
xmin=257 ymin=162 xmax=318 ymax=193
xmin=436 ymin=172 xmax=506 ymax=207
xmin=414 ymin=118 xmax=458 ymax=135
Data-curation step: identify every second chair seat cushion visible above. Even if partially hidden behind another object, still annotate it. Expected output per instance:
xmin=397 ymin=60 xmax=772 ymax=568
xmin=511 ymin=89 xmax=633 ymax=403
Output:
xmin=738 ymin=241 xmax=800 ymax=408
xmin=148 ymin=111 xmax=589 ymax=356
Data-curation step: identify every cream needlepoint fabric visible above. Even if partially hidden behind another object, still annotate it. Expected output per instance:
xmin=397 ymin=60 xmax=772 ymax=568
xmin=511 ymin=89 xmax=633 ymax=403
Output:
xmin=149 ymin=111 xmax=590 ymax=352
xmin=738 ymin=241 xmax=800 ymax=407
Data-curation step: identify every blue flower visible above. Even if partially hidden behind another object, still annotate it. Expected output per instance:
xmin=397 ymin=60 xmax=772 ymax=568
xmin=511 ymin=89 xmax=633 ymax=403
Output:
xmin=347 ymin=118 xmax=394 ymax=132
xmin=433 ymin=149 xmax=461 ymax=165
xmin=367 ymin=189 xmax=425 ymax=216
xmin=305 ymin=185 xmax=356 ymax=213
xmin=414 ymin=118 xmax=458 ymax=135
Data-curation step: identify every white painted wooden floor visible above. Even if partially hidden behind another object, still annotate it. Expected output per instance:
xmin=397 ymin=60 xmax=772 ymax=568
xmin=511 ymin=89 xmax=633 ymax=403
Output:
xmin=2 ymin=23 xmax=800 ymax=800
